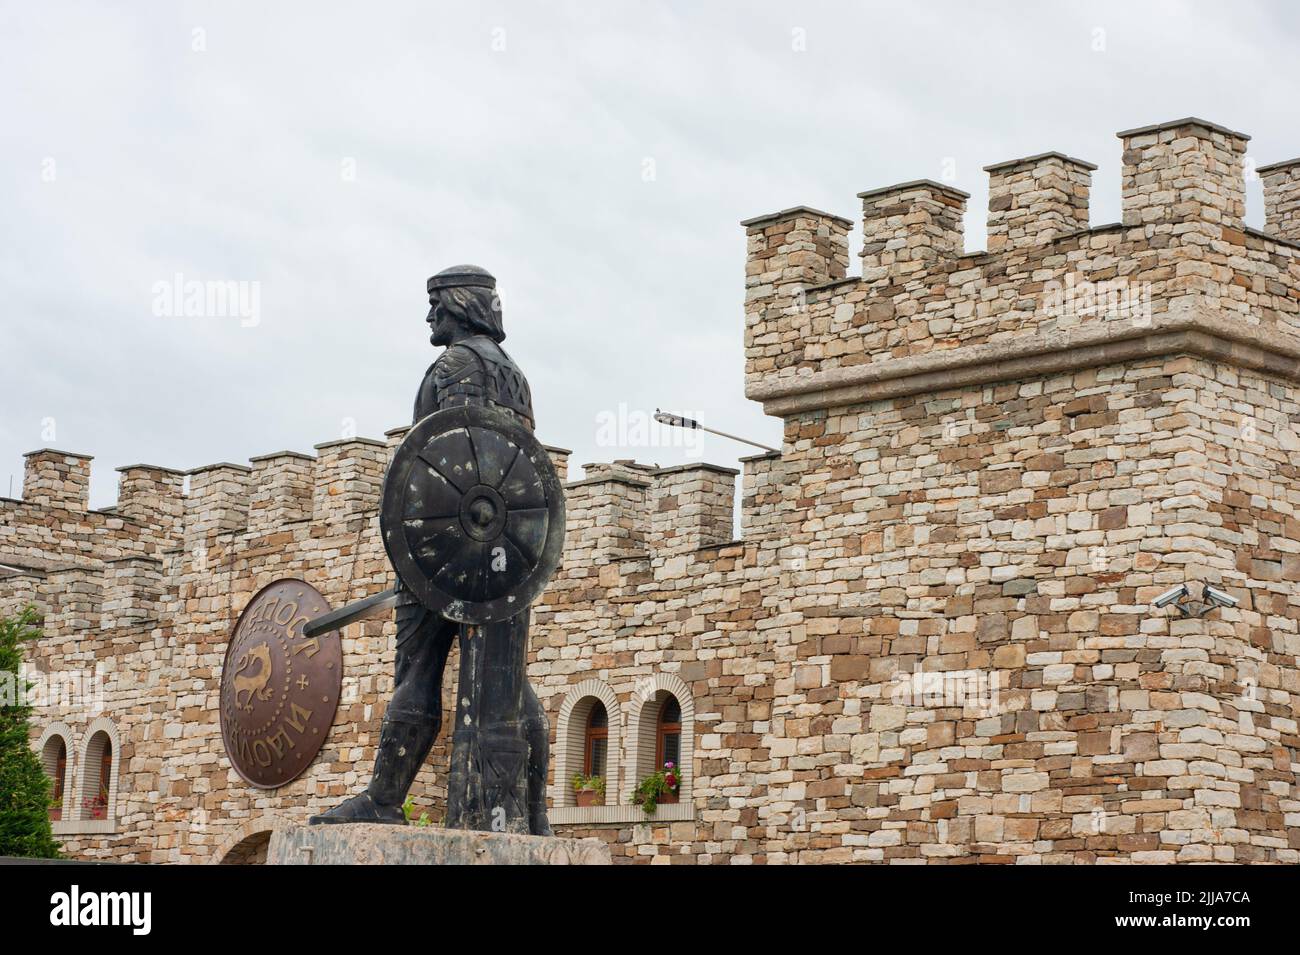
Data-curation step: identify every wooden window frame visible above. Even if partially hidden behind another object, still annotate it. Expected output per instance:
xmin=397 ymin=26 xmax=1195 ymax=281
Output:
xmin=655 ymin=697 xmax=682 ymax=804
xmin=583 ymin=702 xmax=608 ymax=778
xmin=49 ymin=740 xmax=67 ymax=822
xmin=85 ymin=737 xmax=112 ymax=821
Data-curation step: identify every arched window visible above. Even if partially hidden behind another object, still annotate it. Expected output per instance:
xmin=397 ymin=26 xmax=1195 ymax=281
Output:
xmin=654 ymin=696 xmax=681 ymax=804
xmin=41 ymin=735 xmax=68 ymax=821
xmin=553 ymin=681 xmax=621 ymax=809
xmin=81 ymin=731 xmax=113 ymax=821
xmin=584 ymin=701 xmax=608 ymax=778
xmin=628 ymin=675 xmax=694 ymax=810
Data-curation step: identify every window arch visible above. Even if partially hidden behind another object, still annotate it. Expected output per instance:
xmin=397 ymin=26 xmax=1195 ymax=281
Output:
xmin=76 ymin=717 xmax=121 ymax=824
xmin=81 ymin=732 xmax=113 ymax=820
xmin=552 ymin=680 xmax=621 ymax=808
xmin=36 ymin=723 xmax=74 ymax=822
xmin=627 ymin=673 xmax=695 ymax=804
xmin=219 ymin=830 xmax=273 ymax=864
xmin=211 ymin=815 xmax=281 ymax=865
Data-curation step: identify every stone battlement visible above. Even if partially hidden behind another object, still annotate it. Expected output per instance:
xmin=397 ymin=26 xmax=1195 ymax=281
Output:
xmin=744 ymin=118 xmax=1300 ymax=416
xmin=2 ymin=436 xmax=759 ymax=636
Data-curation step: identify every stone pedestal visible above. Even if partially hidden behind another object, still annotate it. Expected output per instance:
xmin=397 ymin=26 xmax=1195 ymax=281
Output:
xmin=267 ymin=823 xmax=610 ymax=865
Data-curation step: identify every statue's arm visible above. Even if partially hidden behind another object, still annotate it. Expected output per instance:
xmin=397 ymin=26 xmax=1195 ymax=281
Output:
xmin=432 ymin=345 xmax=488 ymax=410
xmin=413 ymin=363 xmax=437 ymax=423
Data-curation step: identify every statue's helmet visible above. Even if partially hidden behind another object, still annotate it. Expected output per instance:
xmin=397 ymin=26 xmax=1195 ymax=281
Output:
xmin=427 ymin=264 xmax=496 ymax=293
xmin=426 ymin=264 xmax=504 ymax=342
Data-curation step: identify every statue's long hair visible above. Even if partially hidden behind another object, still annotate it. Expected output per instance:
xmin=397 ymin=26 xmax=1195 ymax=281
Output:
xmin=440 ymin=286 xmax=505 ymax=342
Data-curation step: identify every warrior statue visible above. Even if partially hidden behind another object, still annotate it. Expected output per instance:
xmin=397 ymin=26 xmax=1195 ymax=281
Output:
xmin=311 ymin=265 xmax=552 ymax=835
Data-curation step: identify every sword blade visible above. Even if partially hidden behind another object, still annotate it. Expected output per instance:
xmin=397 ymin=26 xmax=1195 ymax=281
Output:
xmin=302 ymin=587 xmax=400 ymax=638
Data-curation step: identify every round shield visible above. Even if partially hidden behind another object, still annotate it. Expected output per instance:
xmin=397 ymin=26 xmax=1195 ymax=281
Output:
xmin=382 ymin=404 xmax=566 ymax=623
xmin=219 ymin=579 xmax=343 ymax=789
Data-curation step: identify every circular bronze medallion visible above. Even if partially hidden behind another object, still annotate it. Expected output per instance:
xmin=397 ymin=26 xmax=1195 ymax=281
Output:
xmin=219 ymin=578 xmax=342 ymax=789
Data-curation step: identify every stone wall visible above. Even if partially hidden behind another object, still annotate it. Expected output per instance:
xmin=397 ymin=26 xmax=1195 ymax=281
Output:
xmin=3 ymin=116 xmax=1298 ymax=864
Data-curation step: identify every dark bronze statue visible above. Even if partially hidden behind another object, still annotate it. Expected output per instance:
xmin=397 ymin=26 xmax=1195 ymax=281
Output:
xmin=309 ymin=265 xmax=560 ymax=835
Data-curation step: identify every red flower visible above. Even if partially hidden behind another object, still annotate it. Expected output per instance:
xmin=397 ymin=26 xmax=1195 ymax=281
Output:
xmin=665 ymin=772 xmax=678 ymax=789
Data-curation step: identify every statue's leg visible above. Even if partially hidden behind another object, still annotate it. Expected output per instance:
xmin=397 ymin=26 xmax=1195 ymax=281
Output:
xmin=524 ymin=683 xmax=553 ymax=836
xmin=445 ymin=611 xmax=531 ymax=833
xmin=367 ymin=608 xmax=455 ymax=809
xmin=310 ymin=604 xmax=454 ymax=825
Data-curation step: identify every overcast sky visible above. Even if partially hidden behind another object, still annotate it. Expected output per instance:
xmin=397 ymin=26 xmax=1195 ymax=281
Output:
xmin=3 ymin=1 xmax=1299 ymax=508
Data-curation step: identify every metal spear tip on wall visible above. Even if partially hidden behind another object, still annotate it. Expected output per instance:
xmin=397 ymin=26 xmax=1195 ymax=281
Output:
xmin=653 ymin=408 xmax=779 ymax=454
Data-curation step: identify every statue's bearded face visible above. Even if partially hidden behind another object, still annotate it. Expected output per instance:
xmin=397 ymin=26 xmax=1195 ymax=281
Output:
xmin=427 ymin=285 xmax=503 ymax=345
xmin=427 ymin=291 xmax=459 ymax=345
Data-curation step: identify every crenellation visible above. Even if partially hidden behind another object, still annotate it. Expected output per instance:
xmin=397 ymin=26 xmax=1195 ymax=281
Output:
xmin=582 ymin=460 xmax=657 ymax=483
xmin=383 ymin=426 xmax=410 ymax=462
xmin=742 ymin=118 xmax=1300 ymax=411
xmin=311 ymin=438 xmax=387 ymax=527
xmin=564 ymin=463 xmax=652 ymax=562
xmin=247 ymin=451 xmax=315 ymax=534
xmin=100 ymin=556 xmax=163 ymax=627
xmin=1259 ymin=158 xmax=1300 ymax=243
xmin=985 ymin=152 xmax=1095 ymax=256
xmin=7 ymin=425 xmax=765 ymax=865
xmin=857 ymin=180 xmax=968 ymax=280
xmin=1118 ymin=117 xmax=1249 ymax=231
xmin=544 ymin=445 xmax=571 ymax=483
xmin=40 ymin=566 xmax=103 ymax=636
xmin=184 ymin=463 xmax=252 ymax=544
xmin=739 ymin=451 xmax=785 ymax=543
xmin=742 ymin=207 xmax=852 ymax=393
xmin=647 ymin=463 xmax=738 ymax=553
xmin=0 ymin=566 xmax=43 ymax=619
xmin=115 ymin=464 xmax=185 ymax=548
xmin=22 ymin=449 xmax=92 ymax=510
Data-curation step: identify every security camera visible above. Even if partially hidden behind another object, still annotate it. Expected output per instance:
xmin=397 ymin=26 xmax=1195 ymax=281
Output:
xmin=1152 ymin=584 xmax=1189 ymax=609
xmin=1203 ymin=585 xmax=1238 ymax=609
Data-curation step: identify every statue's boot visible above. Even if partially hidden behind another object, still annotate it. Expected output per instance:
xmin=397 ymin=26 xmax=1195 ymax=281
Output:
xmin=527 ymin=759 xmax=553 ymax=837
xmin=309 ymin=717 xmax=436 ymax=825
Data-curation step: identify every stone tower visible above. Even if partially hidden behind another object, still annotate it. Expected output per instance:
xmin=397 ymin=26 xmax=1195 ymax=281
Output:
xmin=739 ymin=119 xmax=1300 ymax=862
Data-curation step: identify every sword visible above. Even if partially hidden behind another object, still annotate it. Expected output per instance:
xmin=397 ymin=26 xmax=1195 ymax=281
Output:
xmin=301 ymin=587 xmax=401 ymax=639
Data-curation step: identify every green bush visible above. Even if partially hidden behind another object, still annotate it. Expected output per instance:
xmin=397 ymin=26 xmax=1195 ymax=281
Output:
xmin=0 ymin=607 xmax=60 ymax=858
xmin=630 ymin=762 xmax=680 ymax=816
xmin=570 ymin=773 xmax=605 ymax=796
